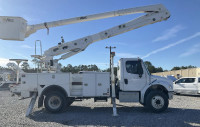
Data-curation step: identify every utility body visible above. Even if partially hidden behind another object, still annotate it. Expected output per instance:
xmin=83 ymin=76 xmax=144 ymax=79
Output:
xmin=0 ymin=4 xmax=173 ymax=116
xmin=10 ymin=58 xmax=173 ymax=114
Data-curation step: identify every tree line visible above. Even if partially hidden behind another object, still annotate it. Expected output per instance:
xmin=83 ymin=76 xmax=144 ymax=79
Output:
xmin=144 ymin=61 xmax=196 ymax=73
xmin=0 ymin=61 xmax=197 ymax=74
xmin=170 ymin=65 xmax=196 ymax=71
xmin=61 ymin=64 xmax=100 ymax=73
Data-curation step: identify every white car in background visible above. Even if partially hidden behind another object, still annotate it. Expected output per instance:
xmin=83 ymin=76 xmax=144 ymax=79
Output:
xmin=173 ymin=77 xmax=200 ymax=95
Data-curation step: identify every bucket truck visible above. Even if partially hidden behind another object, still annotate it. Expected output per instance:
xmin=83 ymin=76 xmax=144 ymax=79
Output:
xmin=0 ymin=4 xmax=173 ymax=116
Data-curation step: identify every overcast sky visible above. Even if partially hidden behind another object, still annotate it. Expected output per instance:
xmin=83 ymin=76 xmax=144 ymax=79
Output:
xmin=0 ymin=0 xmax=200 ymax=70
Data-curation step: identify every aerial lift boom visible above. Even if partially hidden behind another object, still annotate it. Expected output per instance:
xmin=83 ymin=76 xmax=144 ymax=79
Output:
xmin=0 ymin=4 xmax=169 ymax=41
xmin=0 ymin=4 xmax=170 ymax=71
xmin=0 ymin=3 xmax=170 ymax=80
xmin=29 ymin=4 xmax=170 ymax=71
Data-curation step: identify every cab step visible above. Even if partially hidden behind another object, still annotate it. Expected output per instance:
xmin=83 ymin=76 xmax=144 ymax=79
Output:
xmin=94 ymin=97 xmax=108 ymax=102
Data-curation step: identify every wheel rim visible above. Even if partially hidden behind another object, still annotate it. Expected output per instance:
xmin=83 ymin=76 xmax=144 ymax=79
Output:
xmin=48 ymin=96 xmax=62 ymax=110
xmin=151 ymin=95 xmax=164 ymax=109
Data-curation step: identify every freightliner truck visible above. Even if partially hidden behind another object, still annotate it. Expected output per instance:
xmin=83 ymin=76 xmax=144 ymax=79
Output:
xmin=0 ymin=4 xmax=173 ymax=116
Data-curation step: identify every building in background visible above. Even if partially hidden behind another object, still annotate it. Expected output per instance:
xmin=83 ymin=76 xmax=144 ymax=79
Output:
xmin=152 ymin=68 xmax=200 ymax=79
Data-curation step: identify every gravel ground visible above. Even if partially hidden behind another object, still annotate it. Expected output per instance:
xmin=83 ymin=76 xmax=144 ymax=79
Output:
xmin=0 ymin=90 xmax=200 ymax=127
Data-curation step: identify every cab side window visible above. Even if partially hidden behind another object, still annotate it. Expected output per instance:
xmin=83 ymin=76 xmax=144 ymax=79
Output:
xmin=184 ymin=78 xmax=195 ymax=83
xmin=126 ymin=61 xmax=143 ymax=74
xmin=198 ymin=78 xmax=200 ymax=83
xmin=176 ymin=78 xmax=195 ymax=83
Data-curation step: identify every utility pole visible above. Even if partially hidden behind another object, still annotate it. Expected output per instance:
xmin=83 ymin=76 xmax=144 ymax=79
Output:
xmin=105 ymin=46 xmax=116 ymax=73
xmin=110 ymin=51 xmax=118 ymax=116
xmin=105 ymin=46 xmax=116 ymax=104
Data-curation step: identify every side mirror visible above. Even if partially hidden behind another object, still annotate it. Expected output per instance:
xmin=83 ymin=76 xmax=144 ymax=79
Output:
xmin=138 ymin=70 xmax=143 ymax=78
xmin=137 ymin=59 xmax=143 ymax=78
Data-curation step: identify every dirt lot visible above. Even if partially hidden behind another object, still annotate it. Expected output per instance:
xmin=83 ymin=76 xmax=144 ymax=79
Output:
xmin=0 ymin=90 xmax=200 ymax=127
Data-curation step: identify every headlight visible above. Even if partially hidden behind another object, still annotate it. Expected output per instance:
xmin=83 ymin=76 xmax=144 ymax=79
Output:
xmin=169 ymin=85 xmax=173 ymax=89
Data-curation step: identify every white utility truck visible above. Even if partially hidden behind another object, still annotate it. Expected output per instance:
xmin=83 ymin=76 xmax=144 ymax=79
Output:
xmin=0 ymin=4 xmax=173 ymax=116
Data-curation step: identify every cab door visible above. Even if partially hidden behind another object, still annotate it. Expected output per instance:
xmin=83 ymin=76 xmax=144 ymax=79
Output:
xmin=123 ymin=60 xmax=147 ymax=91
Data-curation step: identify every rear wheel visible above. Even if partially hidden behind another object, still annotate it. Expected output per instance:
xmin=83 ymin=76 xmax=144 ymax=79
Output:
xmin=139 ymin=102 xmax=145 ymax=106
xmin=146 ymin=91 xmax=168 ymax=113
xmin=66 ymin=98 xmax=74 ymax=106
xmin=44 ymin=91 xmax=67 ymax=113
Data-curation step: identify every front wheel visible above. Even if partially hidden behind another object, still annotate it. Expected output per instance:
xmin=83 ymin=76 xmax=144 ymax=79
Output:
xmin=44 ymin=92 xmax=67 ymax=113
xmin=146 ymin=91 xmax=169 ymax=113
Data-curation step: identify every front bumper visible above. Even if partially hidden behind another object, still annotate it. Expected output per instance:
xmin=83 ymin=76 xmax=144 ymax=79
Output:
xmin=168 ymin=91 xmax=174 ymax=100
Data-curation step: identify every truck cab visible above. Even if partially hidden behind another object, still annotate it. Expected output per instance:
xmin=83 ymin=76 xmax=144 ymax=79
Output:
xmin=117 ymin=58 xmax=173 ymax=112
xmin=117 ymin=58 xmax=150 ymax=91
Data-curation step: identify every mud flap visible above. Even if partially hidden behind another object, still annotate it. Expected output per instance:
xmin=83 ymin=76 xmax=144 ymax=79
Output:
xmin=26 ymin=92 xmax=37 ymax=117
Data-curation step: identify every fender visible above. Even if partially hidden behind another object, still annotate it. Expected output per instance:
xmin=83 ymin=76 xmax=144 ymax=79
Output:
xmin=140 ymin=78 xmax=173 ymax=103
xmin=38 ymin=85 xmax=68 ymax=108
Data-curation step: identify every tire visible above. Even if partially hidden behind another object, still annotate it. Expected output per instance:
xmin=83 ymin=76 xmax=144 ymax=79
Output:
xmin=139 ymin=102 xmax=145 ymax=106
xmin=67 ymin=101 xmax=74 ymax=106
xmin=44 ymin=91 xmax=67 ymax=113
xmin=66 ymin=98 xmax=74 ymax=106
xmin=146 ymin=91 xmax=168 ymax=113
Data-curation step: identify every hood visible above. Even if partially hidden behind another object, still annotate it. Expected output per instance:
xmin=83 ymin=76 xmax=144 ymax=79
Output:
xmin=151 ymin=75 xmax=173 ymax=85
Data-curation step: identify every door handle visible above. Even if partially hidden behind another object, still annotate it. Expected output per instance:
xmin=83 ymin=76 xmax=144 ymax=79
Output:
xmin=124 ymin=79 xmax=128 ymax=84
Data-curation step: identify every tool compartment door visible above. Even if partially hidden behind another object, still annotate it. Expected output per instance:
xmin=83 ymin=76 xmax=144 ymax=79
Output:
xmin=21 ymin=73 xmax=38 ymax=91
xmin=82 ymin=73 xmax=96 ymax=96
xmin=96 ymin=73 xmax=110 ymax=96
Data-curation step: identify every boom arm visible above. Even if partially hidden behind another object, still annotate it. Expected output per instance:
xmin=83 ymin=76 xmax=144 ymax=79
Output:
xmin=26 ymin=4 xmax=169 ymax=38
xmin=41 ymin=4 xmax=170 ymax=70
xmin=0 ymin=4 xmax=169 ymax=41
